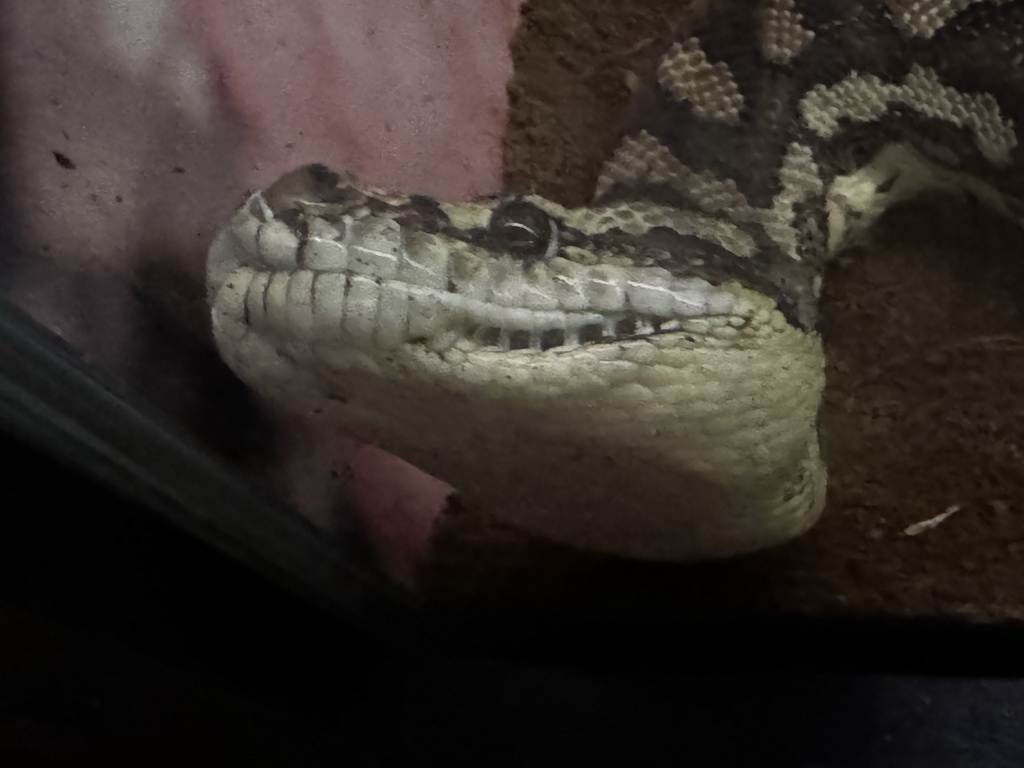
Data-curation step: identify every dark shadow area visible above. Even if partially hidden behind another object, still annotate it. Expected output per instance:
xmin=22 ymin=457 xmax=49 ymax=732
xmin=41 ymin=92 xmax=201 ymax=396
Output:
xmin=0 ymin=420 xmax=404 ymax=766
xmin=386 ymin=662 xmax=1024 ymax=768
xmin=2 ymin=371 xmax=1024 ymax=766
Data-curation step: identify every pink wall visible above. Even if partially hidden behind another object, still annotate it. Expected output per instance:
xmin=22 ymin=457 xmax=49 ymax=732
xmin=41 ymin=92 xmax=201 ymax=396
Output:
xmin=0 ymin=0 xmax=524 ymax=585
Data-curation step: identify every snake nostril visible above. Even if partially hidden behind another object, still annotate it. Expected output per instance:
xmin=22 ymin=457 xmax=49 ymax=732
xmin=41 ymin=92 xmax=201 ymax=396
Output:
xmin=247 ymin=195 xmax=272 ymax=222
xmin=275 ymin=207 xmax=306 ymax=233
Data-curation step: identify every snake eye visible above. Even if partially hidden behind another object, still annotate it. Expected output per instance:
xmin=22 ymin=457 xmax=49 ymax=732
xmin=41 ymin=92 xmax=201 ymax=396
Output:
xmin=488 ymin=199 xmax=559 ymax=261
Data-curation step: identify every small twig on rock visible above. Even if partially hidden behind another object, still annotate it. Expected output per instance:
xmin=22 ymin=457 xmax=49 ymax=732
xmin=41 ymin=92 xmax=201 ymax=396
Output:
xmin=902 ymin=504 xmax=961 ymax=536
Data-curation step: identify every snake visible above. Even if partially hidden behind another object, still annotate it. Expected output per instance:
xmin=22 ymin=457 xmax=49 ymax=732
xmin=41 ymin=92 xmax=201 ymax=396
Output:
xmin=206 ymin=0 xmax=1024 ymax=561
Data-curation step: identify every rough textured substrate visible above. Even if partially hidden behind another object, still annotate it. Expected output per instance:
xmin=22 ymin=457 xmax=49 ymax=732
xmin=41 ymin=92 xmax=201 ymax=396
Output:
xmin=418 ymin=0 xmax=1024 ymax=621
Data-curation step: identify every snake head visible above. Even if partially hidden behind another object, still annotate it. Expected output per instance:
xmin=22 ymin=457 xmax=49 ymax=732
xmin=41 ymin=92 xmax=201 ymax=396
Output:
xmin=207 ymin=164 xmax=827 ymax=561
xmin=209 ymin=164 xmax=782 ymax=353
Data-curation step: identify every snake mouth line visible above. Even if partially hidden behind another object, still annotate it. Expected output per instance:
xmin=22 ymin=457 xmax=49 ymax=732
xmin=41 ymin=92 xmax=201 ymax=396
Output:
xmin=209 ymin=192 xmax=757 ymax=354
xmin=229 ymin=266 xmax=751 ymax=354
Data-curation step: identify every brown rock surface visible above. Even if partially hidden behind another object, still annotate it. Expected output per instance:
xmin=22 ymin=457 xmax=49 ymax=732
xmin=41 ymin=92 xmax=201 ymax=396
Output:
xmin=421 ymin=0 xmax=1024 ymax=623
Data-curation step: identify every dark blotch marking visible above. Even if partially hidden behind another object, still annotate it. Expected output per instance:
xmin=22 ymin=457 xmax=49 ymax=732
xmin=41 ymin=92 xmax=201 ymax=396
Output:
xmin=579 ymin=324 xmax=604 ymax=344
xmin=875 ymin=170 xmax=901 ymax=194
xmin=52 ymin=151 xmax=75 ymax=170
xmin=479 ymin=327 xmax=502 ymax=346
xmin=540 ymin=328 xmax=565 ymax=350
xmin=509 ymin=330 xmax=531 ymax=350
xmin=615 ymin=317 xmax=638 ymax=336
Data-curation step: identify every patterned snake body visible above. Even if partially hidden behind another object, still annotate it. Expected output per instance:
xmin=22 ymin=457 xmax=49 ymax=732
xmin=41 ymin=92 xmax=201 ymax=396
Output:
xmin=207 ymin=0 xmax=1024 ymax=559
